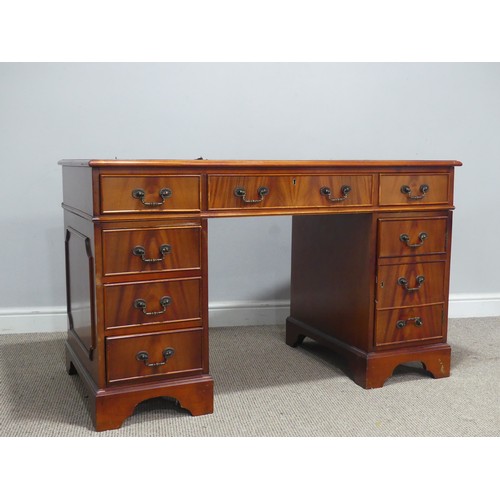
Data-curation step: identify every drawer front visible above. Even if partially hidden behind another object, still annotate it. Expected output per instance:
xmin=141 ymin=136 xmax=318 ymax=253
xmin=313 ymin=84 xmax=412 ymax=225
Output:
xmin=102 ymin=225 xmax=201 ymax=277
xmin=100 ymin=175 xmax=201 ymax=213
xmin=376 ymin=261 xmax=446 ymax=309
xmin=104 ymin=278 xmax=201 ymax=330
xmin=378 ymin=217 xmax=448 ymax=257
xmin=375 ymin=304 xmax=444 ymax=348
xmin=106 ymin=329 xmax=203 ymax=384
xmin=379 ymin=173 xmax=450 ymax=206
xmin=208 ymin=175 xmax=373 ymax=210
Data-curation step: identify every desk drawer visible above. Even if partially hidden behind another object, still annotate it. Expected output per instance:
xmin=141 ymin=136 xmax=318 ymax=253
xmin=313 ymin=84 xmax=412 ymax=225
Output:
xmin=106 ymin=329 xmax=203 ymax=384
xmin=100 ymin=175 xmax=201 ymax=213
xmin=375 ymin=304 xmax=444 ymax=348
xmin=378 ymin=217 xmax=448 ymax=258
xmin=208 ymin=175 xmax=373 ymax=209
xmin=104 ymin=278 xmax=202 ymax=330
xmin=379 ymin=173 xmax=450 ymax=206
xmin=102 ymin=225 xmax=201 ymax=277
xmin=376 ymin=261 xmax=446 ymax=309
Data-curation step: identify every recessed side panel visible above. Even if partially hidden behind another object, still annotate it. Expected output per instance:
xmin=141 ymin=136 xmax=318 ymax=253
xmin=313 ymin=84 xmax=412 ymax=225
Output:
xmin=65 ymin=226 xmax=96 ymax=359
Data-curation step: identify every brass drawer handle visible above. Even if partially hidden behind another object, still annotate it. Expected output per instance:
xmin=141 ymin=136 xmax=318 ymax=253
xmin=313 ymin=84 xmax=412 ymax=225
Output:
xmin=398 ymin=275 xmax=425 ymax=291
xmin=132 ymin=244 xmax=172 ymax=263
xmin=132 ymin=188 xmax=172 ymax=206
xmin=320 ymin=185 xmax=351 ymax=202
xmin=133 ymin=296 xmax=172 ymax=316
xmin=396 ymin=317 xmax=423 ymax=329
xmin=136 ymin=347 xmax=175 ymax=367
xmin=234 ymin=186 xmax=269 ymax=203
xmin=401 ymin=184 xmax=429 ymax=200
xmin=400 ymin=232 xmax=428 ymax=248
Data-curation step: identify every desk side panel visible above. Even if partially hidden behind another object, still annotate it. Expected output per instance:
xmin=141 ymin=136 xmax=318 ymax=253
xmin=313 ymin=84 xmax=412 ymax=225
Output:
xmin=62 ymin=165 xmax=95 ymax=216
xmin=64 ymin=210 xmax=101 ymax=385
xmin=289 ymin=214 xmax=376 ymax=352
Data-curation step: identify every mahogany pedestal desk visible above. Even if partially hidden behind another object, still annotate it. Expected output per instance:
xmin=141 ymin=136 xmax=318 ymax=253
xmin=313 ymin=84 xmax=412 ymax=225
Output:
xmin=60 ymin=159 xmax=461 ymax=431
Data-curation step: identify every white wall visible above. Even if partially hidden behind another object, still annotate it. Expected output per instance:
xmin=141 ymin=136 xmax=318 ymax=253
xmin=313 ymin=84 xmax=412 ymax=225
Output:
xmin=1 ymin=63 xmax=499 ymax=332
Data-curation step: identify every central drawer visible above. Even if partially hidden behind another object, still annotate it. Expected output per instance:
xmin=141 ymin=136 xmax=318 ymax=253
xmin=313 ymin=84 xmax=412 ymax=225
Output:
xmin=103 ymin=277 xmax=202 ymax=331
xmin=208 ymin=175 xmax=374 ymax=210
xmin=106 ymin=329 xmax=203 ymax=384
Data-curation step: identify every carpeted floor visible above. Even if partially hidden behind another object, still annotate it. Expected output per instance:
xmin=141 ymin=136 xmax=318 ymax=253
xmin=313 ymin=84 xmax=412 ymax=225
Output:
xmin=0 ymin=317 xmax=498 ymax=436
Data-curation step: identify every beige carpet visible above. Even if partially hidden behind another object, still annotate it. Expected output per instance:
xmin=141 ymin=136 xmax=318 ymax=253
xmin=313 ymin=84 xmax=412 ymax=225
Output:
xmin=0 ymin=317 xmax=498 ymax=436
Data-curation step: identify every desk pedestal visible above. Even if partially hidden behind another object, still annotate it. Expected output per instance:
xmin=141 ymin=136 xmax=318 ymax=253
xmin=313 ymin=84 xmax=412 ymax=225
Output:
xmin=287 ymin=212 xmax=452 ymax=388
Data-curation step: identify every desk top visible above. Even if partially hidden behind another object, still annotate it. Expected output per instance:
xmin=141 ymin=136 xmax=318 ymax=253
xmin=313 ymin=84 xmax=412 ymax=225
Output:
xmin=59 ymin=159 xmax=462 ymax=168
xmin=61 ymin=158 xmax=460 ymax=219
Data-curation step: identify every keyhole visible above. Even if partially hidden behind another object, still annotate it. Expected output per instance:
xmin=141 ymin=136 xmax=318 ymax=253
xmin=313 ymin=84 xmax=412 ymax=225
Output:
xmin=292 ymin=178 xmax=297 ymax=186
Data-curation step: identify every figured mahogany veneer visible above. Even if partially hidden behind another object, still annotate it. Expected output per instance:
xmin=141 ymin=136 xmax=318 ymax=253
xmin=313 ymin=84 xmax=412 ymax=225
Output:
xmin=102 ymin=225 xmax=202 ymax=277
xmin=106 ymin=329 xmax=204 ymax=385
xmin=375 ymin=304 xmax=445 ymax=348
xmin=103 ymin=277 xmax=202 ymax=331
xmin=378 ymin=217 xmax=448 ymax=257
xmin=100 ymin=175 xmax=201 ymax=213
xmin=208 ymin=174 xmax=374 ymax=209
xmin=376 ymin=261 xmax=446 ymax=308
xmin=61 ymin=159 xmax=460 ymax=431
xmin=379 ymin=173 xmax=451 ymax=206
